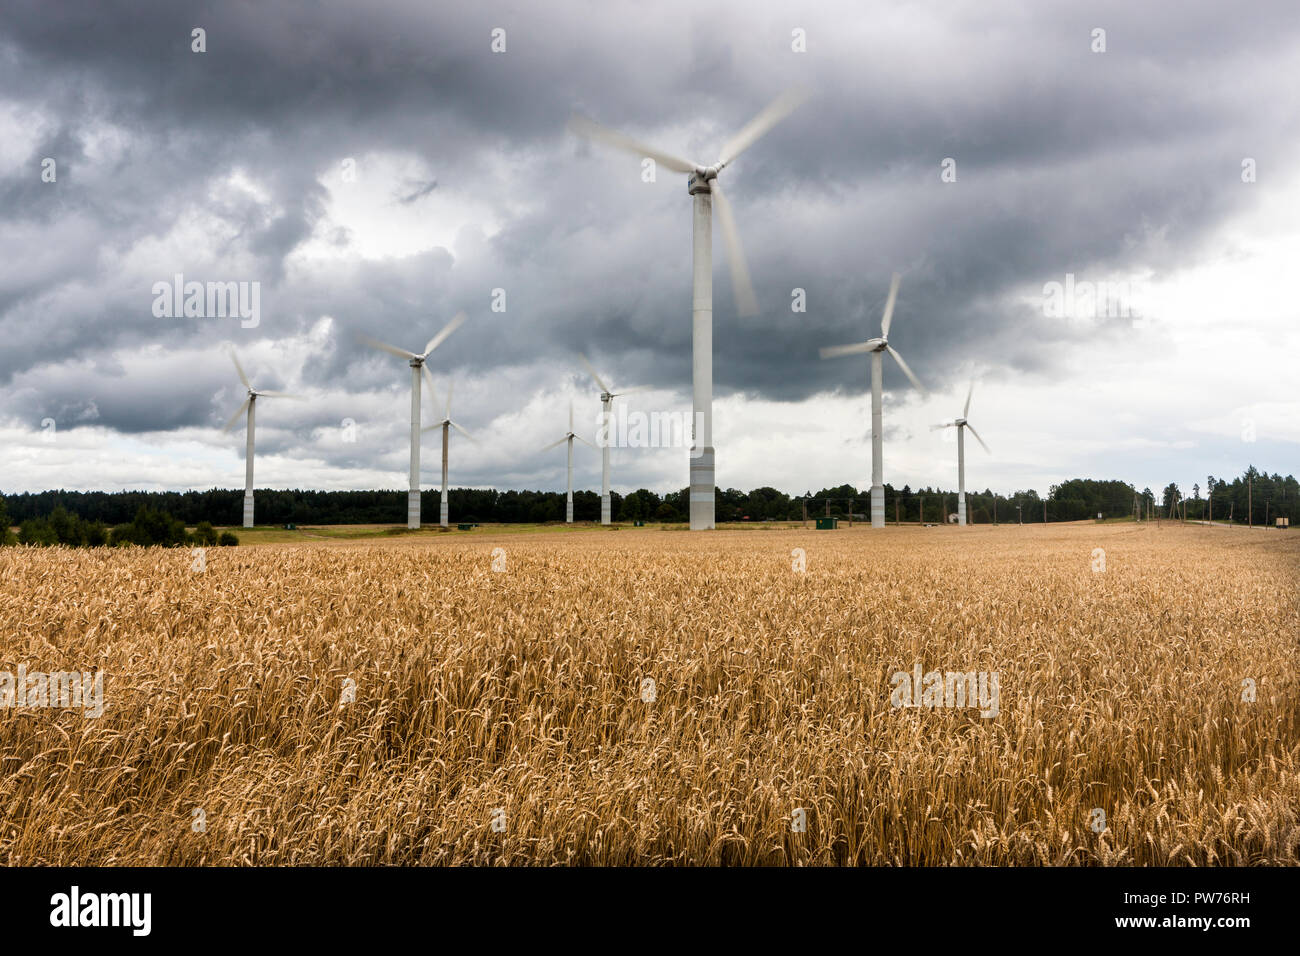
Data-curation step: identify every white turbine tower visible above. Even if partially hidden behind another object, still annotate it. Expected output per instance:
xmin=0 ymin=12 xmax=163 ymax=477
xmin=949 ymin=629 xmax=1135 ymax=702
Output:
xmin=570 ymin=89 xmax=806 ymax=530
xmin=819 ymin=274 xmax=927 ymax=528
xmin=578 ymin=352 xmax=650 ymax=525
xmin=932 ymin=382 xmax=990 ymax=526
xmin=421 ymin=377 xmax=475 ymax=527
xmin=222 ymin=349 xmax=298 ymax=529
xmin=361 ymin=312 xmax=466 ymax=529
xmin=540 ymin=403 xmax=593 ymax=524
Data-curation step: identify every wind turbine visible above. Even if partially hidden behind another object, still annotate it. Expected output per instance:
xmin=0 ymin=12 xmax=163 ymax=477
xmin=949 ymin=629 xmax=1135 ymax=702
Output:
xmin=931 ymin=382 xmax=990 ymax=526
xmin=361 ymin=312 xmax=466 ymax=529
xmin=222 ymin=349 xmax=298 ymax=529
xmin=421 ymin=377 xmax=475 ymax=527
xmin=819 ymin=273 xmax=926 ymax=528
xmin=569 ymin=89 xmax=807 ymax=530
xmin=578 ymin=352 xmax=650 ymax=525
xmin=540 ymin=403 xmax=593 ymax=523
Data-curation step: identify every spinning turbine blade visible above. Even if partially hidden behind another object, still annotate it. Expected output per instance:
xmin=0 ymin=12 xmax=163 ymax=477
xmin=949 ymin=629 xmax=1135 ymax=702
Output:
xmin=422 ymin=312 xmax=467 ymax=357
xmin=710 ymin=178 xmax=759 ymax=317
xmin=360 ymin=334 xmax=418 ymax=360
xmin=578 ymin=352 xmax=611 ymax=393
xmin=450 ymin=421 xmax=476 ymax=442
xmin=222 ymin=397 xmax=251 ymax=433
xmin=540 ymin=435 xmax=568 ymax=453
xmin=716 ymin=88 xmax=809 ymax=168
xmin=255 ymin=390 xmax=301 ymax=399
xmin=886 ymin=345 xmax=926 ymax=393
xmin=573 ymin=433 xmax=595 ymax=448
xmin=567 ymin=115 xmax=696 ymax=174
xmin=963 ymin=382 xmax=974 ymax=419
xmin=819 ymin=341 xmax=874 ymax=360
xmin=612 ymin=384 xmax=653 ymax=396
xmin=421 ymin=365 xmax=439 ymax=416
xmin=444 ymin=378 xmax=454 ymax=421
xmin=966 ymin=423 xmax=991 ymax=454
xmin=880 ymin=272 xmax=901 ymax=338
xmin=931 ymin=421 xmax=957 ymax=431
xmin=229 ymin=350 xmax=251 ymax=390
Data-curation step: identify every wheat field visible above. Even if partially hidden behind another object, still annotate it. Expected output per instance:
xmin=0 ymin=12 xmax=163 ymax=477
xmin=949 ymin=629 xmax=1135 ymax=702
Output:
xmin=1 ymin=521 xmax=1296 ymax=865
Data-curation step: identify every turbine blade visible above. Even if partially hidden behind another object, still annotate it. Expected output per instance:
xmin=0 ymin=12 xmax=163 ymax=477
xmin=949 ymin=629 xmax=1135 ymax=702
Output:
xmin=573 ymin=433 xmax=595 ymax=448
xmin=360 ymin=333 xmax=417 ymax=360
xmin=716 ymin=88 xmax=809 ymax=168
xmin=966 ymin=422 xmax=991 ymax=454
xmin=930 ymin=421 xmax=956 ymax=431
xmin=612 ymin=384 xmax=653 ymax=396
xmin=880 ymin=272 xmax=901 ymax=338
xmin=819 ymin=342 xmax=874 ymax=360
xmin=422 ymin=311 xmax=467 ymax=357
xmin=567 ymin=114 xmax=696 ymax=173
xmin=421 ymin=365 xmax=439 ymax=416
xmin=569 ymin=400 xmax=574 ymax=433
xmin=450 ymin=421 xmax=476 ymax=443
xmin=578 ymin=351 xmax=611 ymax=393
xmin=963 ymin=381 xmax=974 ymax=419
xmin=540 ymin=435 xmax=568 ymax=453
xmin=886 ymin=345 xmax=926 ymax=393
xmin=445 ymin=378 xmax=454 ymax=421
xmin=222 ymin=397 xmax=251 ymax=433
xmin=228 ymin=349 xmax=251 ymax=390
xmin=710 ymin=178 xmax=759 ymax=317
xmin=256 ymin=390 xmax=301 ymax=399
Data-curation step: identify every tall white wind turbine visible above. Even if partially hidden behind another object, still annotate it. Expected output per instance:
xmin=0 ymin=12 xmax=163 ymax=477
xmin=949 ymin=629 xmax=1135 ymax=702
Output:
xmin=222 ymin=349 xmax=298 ymax=529
xmin=421 ymin=377 xmax=475 ymax=527
xmin=819 ymin=274 xmax=927 ymax=528
xmin=578 ymin=352 xmax=650 ymax=525
xmin=931 ymin=382 xmax=990 ymax=526
xmin=361 ymin=312 xmax=466 ymax=529
xmin=569 ymin=89 xmax=806 ymax=530
xmin=540 ymin=402 xmax=593 ymax=524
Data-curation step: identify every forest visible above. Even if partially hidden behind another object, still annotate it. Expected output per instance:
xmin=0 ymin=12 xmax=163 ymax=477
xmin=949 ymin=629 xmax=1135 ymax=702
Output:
xmin=2 ymin=467 xmax=1293 ymax=531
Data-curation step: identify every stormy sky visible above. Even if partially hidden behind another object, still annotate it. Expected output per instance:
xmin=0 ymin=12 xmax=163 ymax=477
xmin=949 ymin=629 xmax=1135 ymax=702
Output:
xmin=2 ymin=0 xmax=1297 ymax=500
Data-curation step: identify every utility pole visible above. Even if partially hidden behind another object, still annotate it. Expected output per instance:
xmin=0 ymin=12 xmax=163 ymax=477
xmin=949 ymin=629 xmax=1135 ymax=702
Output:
xmin=1043 ymin=500 xmax=1047 ymax=523
xmin=895 ymin=498 xmax=900 ymax=525
xmin=801 ymin=497 xmax=808 ymax=528
xmin=920 ymin=496 xmax=925 ymax=525
xmin=1017 ymin=503 xmax=1022 ymax=524
xmin=1249 ymin=477 xmax=1253 ymax=529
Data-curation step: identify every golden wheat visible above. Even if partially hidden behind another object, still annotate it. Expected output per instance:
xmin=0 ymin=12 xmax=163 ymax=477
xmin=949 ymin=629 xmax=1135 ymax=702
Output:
xmin=0 ymin=521 xmax=1296 ymax=865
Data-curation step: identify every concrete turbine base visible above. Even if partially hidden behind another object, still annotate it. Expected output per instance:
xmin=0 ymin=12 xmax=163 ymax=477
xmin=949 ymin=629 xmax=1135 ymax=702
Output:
xmin=690 ymin=448 xmax=716 ymax=530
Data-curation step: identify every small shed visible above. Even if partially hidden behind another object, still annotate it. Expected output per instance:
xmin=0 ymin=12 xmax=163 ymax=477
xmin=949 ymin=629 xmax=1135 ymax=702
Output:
xmin=815 ymin=517 xmax=838 ymax=530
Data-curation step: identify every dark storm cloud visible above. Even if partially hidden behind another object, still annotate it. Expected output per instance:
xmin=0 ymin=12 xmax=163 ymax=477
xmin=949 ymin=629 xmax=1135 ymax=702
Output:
xmin=1 ymin=0 xmax=1297 ymax=439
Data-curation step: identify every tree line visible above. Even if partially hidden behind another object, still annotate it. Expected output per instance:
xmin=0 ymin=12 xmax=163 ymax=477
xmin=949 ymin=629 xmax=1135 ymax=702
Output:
xmin=0 ymin=499 xmax=238 ymax=548
xmin=2 ymin=467 xmax=1294 ymax=529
